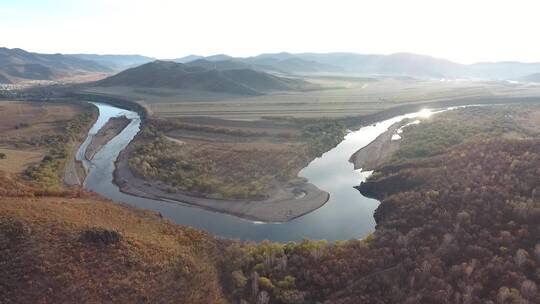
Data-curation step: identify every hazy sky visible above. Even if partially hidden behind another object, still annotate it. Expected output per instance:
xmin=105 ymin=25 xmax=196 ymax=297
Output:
xmin=1 ymin=0 xmax=539 ymax=63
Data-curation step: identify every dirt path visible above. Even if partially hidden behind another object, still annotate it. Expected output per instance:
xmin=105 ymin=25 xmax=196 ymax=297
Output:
xmin=63 ymin=154 xmax=81 ymax=186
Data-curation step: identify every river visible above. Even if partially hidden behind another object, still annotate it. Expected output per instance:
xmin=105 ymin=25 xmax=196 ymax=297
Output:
xmin=79 ymin=102 xmax=443 ymax=242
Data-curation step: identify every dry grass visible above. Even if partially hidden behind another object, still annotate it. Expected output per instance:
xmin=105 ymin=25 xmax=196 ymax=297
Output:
xmin=0 ymin=99 xmax=227 ymax=302
xmin=0 ymin=100 xmax=80 ymax=135
xmin=0 ymin=147 xmax=45 ymax=173
xmin=0 ymin=100 xmax=92 ymax=176
xmin=83 ymin=77 xmax=513 ymax=120
xmin=0 ymin=189 xmax=227 ymax=303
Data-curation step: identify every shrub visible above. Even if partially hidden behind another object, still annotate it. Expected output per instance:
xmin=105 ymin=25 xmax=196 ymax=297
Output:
xmin=80 ymin=228 xmax=122 ymax=245
xmin=258 ymin=277 xmax=274 ymax=290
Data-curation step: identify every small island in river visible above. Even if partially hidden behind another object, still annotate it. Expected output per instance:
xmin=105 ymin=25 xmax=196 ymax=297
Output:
xmin=85 ymin=116 xmax=131 ymax=161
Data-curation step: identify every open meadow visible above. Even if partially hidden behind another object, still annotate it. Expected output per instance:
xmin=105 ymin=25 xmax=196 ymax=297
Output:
xmin=0 ymin=100 xmax=97 ymax=188
xmin=81 ymin=76 xmax=536 ymax=120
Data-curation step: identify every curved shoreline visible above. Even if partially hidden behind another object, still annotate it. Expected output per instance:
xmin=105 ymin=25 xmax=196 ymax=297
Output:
xmin=72 ymin=94 xmax=538 ymax=225
xmin=113 ymin=141 xmax=330 ymax=223
xmin=349 ymin=121 xmax=402 ymax=171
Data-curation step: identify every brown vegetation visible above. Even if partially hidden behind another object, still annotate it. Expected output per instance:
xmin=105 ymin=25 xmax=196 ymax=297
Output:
xmin=3 ymin=103 xmax=540 ymax=303
xmin=0 ymin=100 xmax=227 ymax=303
xmin=220 ymin=106 xmax=540 ymax=303
xmin=127 ymin=118 xmax=345 ymax=200
xmin=0 ymin=178 xmax=226 ymax=303
xmin=0 ymin=100 xmax=97 ymax=188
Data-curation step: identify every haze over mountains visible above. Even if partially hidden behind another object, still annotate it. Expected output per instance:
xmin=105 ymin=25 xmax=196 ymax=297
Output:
xmin=70 ymin=54 xmax=156 ymax=70
xmin=4 ymin=47 xmax=540 ymax=84
xmin=176 ymin=52 xmax=540 ymax=80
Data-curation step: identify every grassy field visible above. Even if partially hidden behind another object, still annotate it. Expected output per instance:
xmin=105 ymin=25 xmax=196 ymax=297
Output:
xmin=82 ymin=77 xmax=522 ymax=120
xmin=0 ymin=100 xmax=97 ymax=187
xmin=0 ymin=148 xmax=44 ymax=173
xmin=0 ymin=101 xmax=80 ymax=173
xmin=0 ymin=171 xmax=226 ymax=303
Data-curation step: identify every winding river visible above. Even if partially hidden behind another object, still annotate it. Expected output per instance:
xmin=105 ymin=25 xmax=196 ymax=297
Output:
xmin=78 ymin=102 xmax=443 ymax=242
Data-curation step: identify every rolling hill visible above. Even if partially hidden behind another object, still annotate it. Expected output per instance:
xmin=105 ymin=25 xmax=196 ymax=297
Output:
xmin=5 ymin=47 xmax=540 ymax=83
xmin=97 ymin=60 xmax=310 ymax=95
xmin=0 ymin=47 xmax=112 ymax=83
xmin=178 ymin=52 xmax=343 ymax=74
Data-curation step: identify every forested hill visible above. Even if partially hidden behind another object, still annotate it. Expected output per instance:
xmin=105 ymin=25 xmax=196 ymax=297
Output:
xmin=221 ymin=106 xmax=540 ymax=303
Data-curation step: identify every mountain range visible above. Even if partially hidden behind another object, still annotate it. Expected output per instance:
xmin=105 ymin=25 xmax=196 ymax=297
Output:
xmin=176 ymin=52 xmax=540 ymax=80
xmin=0 ymin=47 xmax=112 ymax=84
xmin=4 ymin=47 xmax=540 ymax=84
xmin=69 ymin=54 xmax=155 ymax=70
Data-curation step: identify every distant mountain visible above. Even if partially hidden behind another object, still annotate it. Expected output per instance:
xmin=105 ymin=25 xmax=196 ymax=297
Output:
xmin=466 ymin=62 xmax=540 ymax=80
xmin=284 ymin=52 xmax=462 ymax=77
xmin=245 ymin=55 xmax=343 ymax=74
xmin=361 ymin=52 xmax=462 ymax=78
xmin=205 ymin=54 xmax=234 ymax=61
xmin=97 ymin=60 xmax=309 ymax=95
xmin=0 ymin=47 xmax=111 ymax=83
xmin=174 ymin=53 xmax=343 ymax=74
xmin=171 ymin=52 xmax=463 ymax=77
xmin=69 ymin=54 xmax=155 ymax=70
xmin=307 ymin=53 xmax=540 ymax=79
xmin=173 ymin=54 xmax=233 ymax=63
xmin=520 ymin=73 xmax=540 ymax=82
xmin=185 ymin=59 xmax=255 ymax=71
xmin=245 ymin=52 xmax=540 ymax=79
xmin=6 ymin=47 xmax=540 ymax=83
xmin=173 ymin=55 xmax=204 ymax=63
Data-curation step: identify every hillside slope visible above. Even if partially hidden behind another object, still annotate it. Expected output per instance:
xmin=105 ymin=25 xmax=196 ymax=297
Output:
xmin=0 ymin=47 xmax=111 ymax=83
xmin=0 ymin=181 xmax=226 ymax=303
xmin=98 ymin=60 xmax=310 ymax=95
xmin=222 ymin=106 xmax=540 ymax=303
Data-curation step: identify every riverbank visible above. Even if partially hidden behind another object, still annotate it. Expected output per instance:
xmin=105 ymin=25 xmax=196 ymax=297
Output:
xmin=70 ymin=91 xmax=150 ymax=120
xmin=349 ymin=121 xmax=402 ymax=171
xmin=63 ymin=141 xmax=86 ymax=186
xmin=113 ymin=141 xmax=329 ymax=222
xmin=85 ymin=116 xmax=130 ymax=161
